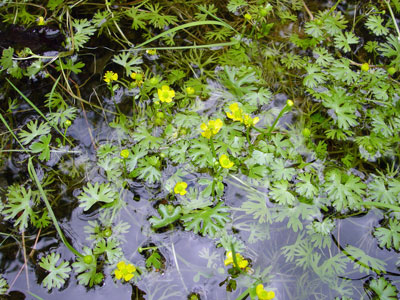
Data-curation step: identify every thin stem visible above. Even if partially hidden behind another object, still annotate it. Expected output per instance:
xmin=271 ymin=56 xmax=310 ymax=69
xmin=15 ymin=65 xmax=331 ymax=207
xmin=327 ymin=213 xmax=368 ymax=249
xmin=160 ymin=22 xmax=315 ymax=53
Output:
xmin=385 ymin=0 xmax=400 ymax=40
xmin=209 ymin=136 xmax=217 ymax=159
xmin=28 ymin=158 xmax=83 ymax=258
xmin=246 ymin=126 xmax=253 ymax=152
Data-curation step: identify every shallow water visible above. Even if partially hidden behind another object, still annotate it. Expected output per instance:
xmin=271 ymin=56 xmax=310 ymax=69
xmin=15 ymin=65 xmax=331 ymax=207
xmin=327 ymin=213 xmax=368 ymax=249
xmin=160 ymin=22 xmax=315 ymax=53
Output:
xmin=1 ymin=1 xmax=399 ymax=299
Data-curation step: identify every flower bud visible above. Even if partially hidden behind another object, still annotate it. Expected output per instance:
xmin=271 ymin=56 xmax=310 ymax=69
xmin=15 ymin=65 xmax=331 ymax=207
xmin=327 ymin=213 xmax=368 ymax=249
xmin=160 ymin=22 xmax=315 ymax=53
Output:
xmin=361 ymin=63 xmax=369 ymax=72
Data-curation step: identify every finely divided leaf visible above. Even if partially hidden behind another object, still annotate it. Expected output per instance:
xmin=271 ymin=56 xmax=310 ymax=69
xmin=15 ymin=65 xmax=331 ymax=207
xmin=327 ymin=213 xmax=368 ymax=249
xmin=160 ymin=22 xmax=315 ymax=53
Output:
xmin=39 ymin=253 xmax=71 ymax=290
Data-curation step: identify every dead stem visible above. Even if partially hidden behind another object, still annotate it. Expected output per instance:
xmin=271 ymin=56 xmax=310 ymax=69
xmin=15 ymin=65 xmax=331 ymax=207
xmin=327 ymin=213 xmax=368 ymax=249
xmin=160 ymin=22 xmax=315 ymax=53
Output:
xmin=302 ymin=0 xmax=314 ymax=20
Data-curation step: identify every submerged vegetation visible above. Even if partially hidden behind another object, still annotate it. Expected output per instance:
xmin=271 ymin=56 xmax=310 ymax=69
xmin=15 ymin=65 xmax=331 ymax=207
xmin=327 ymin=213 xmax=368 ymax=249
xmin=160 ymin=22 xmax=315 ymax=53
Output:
xmin=0 ymin=0 xmax=400 ymax=299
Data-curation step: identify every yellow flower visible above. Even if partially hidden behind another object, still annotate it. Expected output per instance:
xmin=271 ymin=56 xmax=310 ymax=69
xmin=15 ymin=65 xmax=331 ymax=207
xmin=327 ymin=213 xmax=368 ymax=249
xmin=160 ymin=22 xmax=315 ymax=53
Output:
xmin=146 ymin=49 xmax=157 ymax=55
xmin=226 ymin=103 xmax=243 ymax=122
xmin=200 ymin=119 xmax=223 ymax=139
xmin=120 ymin=149 xmax=129 ymax=159
xmin=131 ymin=72 xmax=144 ymax=86
xmin=224 ymin=251 xmax=248 ymax=269
xmin=130 ymin=72 xmax=143 ymax=81
xmin=174 ymin=181 xmax=188 ymax=195
xmin=158 ymin=85 xmax=175 ymax=103
xmin=243 ymin=114 xmax=260 ymax=127
xmin=256 ymin=284 xmax=275 ymax=300
xmin=186 ymin=86 xmax=195 ymax=95
xmin=219 ymin=154 xmax=234 ymax=169
xmin=104 ymin=71 xmax=118 ymax=83
xmin=37 ymin=16 xmax=45 ymax=26
xmin=114 ymin=261 xmax=136 ymax=281
xmin=286 ymin=99 xmax=294 ymax=107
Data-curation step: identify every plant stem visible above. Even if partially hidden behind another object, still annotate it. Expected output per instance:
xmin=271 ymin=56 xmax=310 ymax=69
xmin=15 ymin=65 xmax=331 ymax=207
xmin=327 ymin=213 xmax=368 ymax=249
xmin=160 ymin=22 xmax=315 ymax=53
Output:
xmin=257 ymin=101 xmax=293 ymax=142
xmin=385 ymin=0 xmax=400 ymax=40
xmin=246 ymin=126 xmax=253 ymax=152
xmin=28 ymin=158 xmax=83 ymax=258
xmin=209 ymin=136 xmax=217 ymax=159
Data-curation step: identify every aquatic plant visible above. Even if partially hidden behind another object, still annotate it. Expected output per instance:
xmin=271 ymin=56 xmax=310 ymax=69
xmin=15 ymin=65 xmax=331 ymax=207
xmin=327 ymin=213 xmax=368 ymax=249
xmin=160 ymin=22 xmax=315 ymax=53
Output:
xmin=0 ymin=0 xmax=400 ymax=299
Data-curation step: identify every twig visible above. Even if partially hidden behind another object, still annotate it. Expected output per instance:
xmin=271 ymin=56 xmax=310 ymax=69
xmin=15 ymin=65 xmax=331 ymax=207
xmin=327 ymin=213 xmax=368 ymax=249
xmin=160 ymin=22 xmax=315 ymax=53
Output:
xmin=302 ymin=0 xmax=314 ymax=20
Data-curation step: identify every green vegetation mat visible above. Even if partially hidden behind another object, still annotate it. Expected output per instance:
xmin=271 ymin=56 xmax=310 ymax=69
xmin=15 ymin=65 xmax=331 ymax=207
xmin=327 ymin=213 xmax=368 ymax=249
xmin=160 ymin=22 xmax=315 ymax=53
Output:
xmin=0 ymin=0 xmax=400 ymax=299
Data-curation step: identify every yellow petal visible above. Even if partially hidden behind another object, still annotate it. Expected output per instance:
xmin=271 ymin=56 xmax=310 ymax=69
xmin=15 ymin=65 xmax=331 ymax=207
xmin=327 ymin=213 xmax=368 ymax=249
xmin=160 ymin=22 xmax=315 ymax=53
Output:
xmin=238 ymin=259 xmax=248 ymax=269
xmin=115 ymin=269 xmax=123 ymax=280
xmin=117 ymin=261 xmax=126 ymax=270
xmin=126 ymin=264 xmax=136 ymax=273
xmin=124 ymin=273 xmax=134 ymax=281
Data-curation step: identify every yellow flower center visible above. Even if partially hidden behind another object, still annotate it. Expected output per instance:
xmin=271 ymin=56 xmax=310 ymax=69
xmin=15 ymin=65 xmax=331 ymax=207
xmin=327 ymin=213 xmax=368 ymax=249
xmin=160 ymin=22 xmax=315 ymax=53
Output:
xmin=219 ymin=154 xmax=234 ymax=169
xmin=174 ymin=182 xmax=188 ymax=195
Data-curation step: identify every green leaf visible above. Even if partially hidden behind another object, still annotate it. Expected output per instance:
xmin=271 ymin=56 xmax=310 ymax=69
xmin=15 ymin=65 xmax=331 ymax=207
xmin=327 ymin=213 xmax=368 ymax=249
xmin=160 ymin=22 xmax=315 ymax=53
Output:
xmin=321 ymin=87 xmax=358 ymax=130
xmin=0 ymin=275 xmax=8 ymax=295
xmin=303 ymin=64 xmax=326 ymax=88
xmin=3 ymin=185 xmax=36 ymax=231
xmin=378 ymin=35 xmax=400 ymax=69
xmin=69 ymin=19 xmax=96 ymax=50
xmin=145 ymin=3 xmax=178 ymax=29
xmin=181 ymin=202 xmax=231 ymax=238
xmin=149 ymin=205 xmax=182 ymax=229
xmin=132 ymin=126 xmax=163 ymax=150
xmin=131 ymin=156 xmax=162 ymax=184
xmin=39 ymin=253 xmax=71 ymax=291
xmin=329 ymin=59 xmax=357 ymax=85
xmin=270 ymin=158 xmax=296 ymax=181
xmin=319 ymin=252 xmax=347 ymax=276
xmin=47 ymin=0 xmax=64 ymax=10
xmin=72 ymin=248 xmax=100 ymax=287
xmin=313 ymin=47 xmax=334 ymax=67
xmin=334 ymin=31 xmax=359 ymax=53
xmin=246 ymin=87 xmax=272 ymax=106
xmin=47 ymin=107 xmax=78 ymax=128
xmin=31 ymin=211 xmax=51 ymax=229
xmin=18 ymin=120 xmax=51 ymax=145
xmin=30 ymin=134 xmax=52 ymax=161
xmin=93 ymin=239 xmax=123 ymax=263
xmin=322 ymin=11 xmax=347 ymax=36
xmin=24 ymin=60 xmax=42 ymax=77
xmin=281 ymin=233 xmax=318 ymax=270
xmin=112 ymin=52 xmax=142 ymax=76
xmin=125 ymin=7 xmax=147 ymax=30
xmin=45 ymin=91 xmax=68 ymax=110
xmin=270 ymin=180 xmax=296 ymax=206
xmin=188 ymin=139 xmax=214 ymax=168
xmin=275 ymin=203 xmax=318 ymax=232
xmin=369 ymin=277 xmax=398 ymax=300
xmin=295 ymin=173 xmax=319 ymax=199
xmin=77 ymin=182 xmax=117 ymax=211
xmin=168 ymin=141 xmax=189 ymax=164
xmin=0 ymin=47 xmax=14 ymax=69
xmin=146 ymin=251 xmax=162 ymax=269
xmin=227 ymin=0 xmax=247 ymax=13
xmin=344 ymin=245 xmax=386 ymax=275
xmin=374 ymin=219 xmax=400 ymax=250
xmin=324 ymin=169 xmax=366 ymax=211
xmin=368 ymin=175 xmax=398 ymax=204
xmin=365 ymin=15 xmax=389 ymax=36
xmin=304 ymin=19 xmax=324 ymax=38
xmin=241 ymin=191 xmax=272 ymax=224
xmin=281 ymin=53 xmax=305 ymax=70
xmin=126 ymin=144 xmax=148 ymax=172
xmin=55 ymin=58 xmax=85 ymax=74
